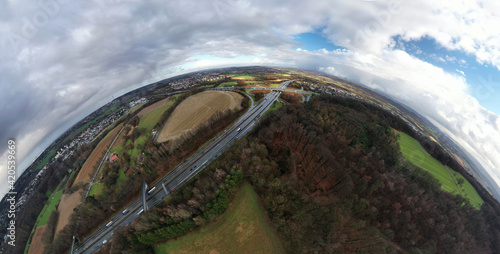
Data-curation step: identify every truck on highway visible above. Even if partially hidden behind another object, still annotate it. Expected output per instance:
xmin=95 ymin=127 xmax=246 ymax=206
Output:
xmin=147 ymin=186 xmax=156 ymax=195
xmin=105 ymin=221 xmax=113 ymax=228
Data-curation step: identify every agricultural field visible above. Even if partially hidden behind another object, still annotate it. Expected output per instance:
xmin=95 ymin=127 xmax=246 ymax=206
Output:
xmin=219 ymin=81 xmax=238 ymax=87
xmin=26 ymin=225 xmax=46 ymax=254
xmin=228 ymin=74 xmax=258 ymax=80
xmin=55 ymin=190 xmax=83 ymax=234
xmin=157 ymin=91 xmax=243 ymax=143
xmin=72 ymin=123 xmax=124 ymax=186
xmin=397 ymin=131 xmax=483 ymax=208
xmin=136 ymin=98 xmax=170 ymax=117
xmin=154 ymin=183 xmax=284 ymax=254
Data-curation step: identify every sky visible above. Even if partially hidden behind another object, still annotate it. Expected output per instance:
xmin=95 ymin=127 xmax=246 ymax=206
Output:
xmin=0 ymin=0 xmax=499 ymax=199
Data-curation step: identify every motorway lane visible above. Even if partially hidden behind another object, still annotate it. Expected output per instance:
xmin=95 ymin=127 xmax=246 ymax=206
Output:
xmin=75 ymin=80 xmax=292 ymax=254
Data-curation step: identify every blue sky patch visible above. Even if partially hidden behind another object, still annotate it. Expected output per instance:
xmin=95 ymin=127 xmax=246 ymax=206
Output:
xmin=392 ymin=35 xmax=500 ymax=114
xmin=294 ymin=31 xmax=346 ymax=52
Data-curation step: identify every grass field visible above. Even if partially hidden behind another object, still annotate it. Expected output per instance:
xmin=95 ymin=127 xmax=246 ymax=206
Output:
xmin=89 ymin=182 xmax=104 ymax=196
xmin=37 ymin=189 xmax=63 ymax=226
xmin=397 ymin=131 xmax=483 ymax=208
xmin=262 ymin=101 xmax=283 ymax=117
xmin=229 ymin=74 xmax=257 ymax=80
xmin=34 ymin=149 xmax=56 ymax=171
xmin=219 ymin=81 xmax=238 ymax=87
xmin=138 ymin=101 xmax=175 ymax=132
xmin=157 ymin=91 xmax=243 ymax=143
xmin=129 ymin=103 xmax=146 ymax=113
xmin=154 ymin=183 xmax=284 ymax=254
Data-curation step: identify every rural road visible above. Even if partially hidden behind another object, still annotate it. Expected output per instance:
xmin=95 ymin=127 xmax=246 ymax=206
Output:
xmin=74 ymin=80 xmax=293 ymax=254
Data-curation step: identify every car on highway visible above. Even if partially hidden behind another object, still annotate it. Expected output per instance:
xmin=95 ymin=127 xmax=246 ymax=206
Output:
xmin=102 ymin=240 xmax=107 ymax=245
xmin=137 ymin=208 xmax=144 ymax=215
xmin=236 ymin=127 xmax=242 ymax=132
xmin=122 ymin=209 xmax=129 ymax=215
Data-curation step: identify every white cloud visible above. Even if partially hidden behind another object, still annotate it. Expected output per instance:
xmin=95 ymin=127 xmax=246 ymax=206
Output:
xmin=1 ymin=0 xmax=500 ymax=199
xmin=456 ymin=69 xmax=466 ymax=76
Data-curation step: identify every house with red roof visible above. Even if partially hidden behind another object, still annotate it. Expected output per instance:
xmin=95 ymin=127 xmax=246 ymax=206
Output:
xmin=109 ymin=154 xmax=118 ymax=163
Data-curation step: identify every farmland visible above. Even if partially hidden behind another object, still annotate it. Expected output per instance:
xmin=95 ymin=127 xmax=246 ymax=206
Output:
xmin=157 ymin=91 xmax=243 ymax=143
xmin=26 ymin=225 xmax=46 ymax=254
xmin=136 ymin=98 xmax=169 ymax=117
xmin=397 ymin=131 xmax=483 ymax=208
xmin=55 ymin=190 xmax=83 ymax=234
xmin=154 ymin=183 xmax=284 ymax=254
xmin=72 ymin=123 xmax=124 ymax=186
xmin=219 ymin=81 xmax=238 ymax=87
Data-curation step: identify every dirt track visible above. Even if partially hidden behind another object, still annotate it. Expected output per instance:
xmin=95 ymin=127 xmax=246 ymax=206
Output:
xmin=157 ymin=91 xmax=242 ymax=143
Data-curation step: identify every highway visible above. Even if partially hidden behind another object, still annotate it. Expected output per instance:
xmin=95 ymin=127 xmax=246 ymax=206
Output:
xmin=74 ymin=80 xmax=292 ymax=254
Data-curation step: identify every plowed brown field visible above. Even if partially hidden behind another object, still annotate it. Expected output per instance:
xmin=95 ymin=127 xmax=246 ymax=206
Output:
xmin=157 ymin=91 xmax=242 ymax=143
xmin=27 ymin=225 xmax=46 ymax=254
xmin=55 ymin=190 xmax=83 ymax=234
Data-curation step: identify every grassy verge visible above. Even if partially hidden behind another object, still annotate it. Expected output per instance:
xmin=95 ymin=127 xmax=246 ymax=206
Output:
xmin=154 ymin=183 xmax=284 ymax=254
xmin=397 ymin=131 xmax=483 ymax=208
xmin=262 ymin=101 xmax=283 ymax=118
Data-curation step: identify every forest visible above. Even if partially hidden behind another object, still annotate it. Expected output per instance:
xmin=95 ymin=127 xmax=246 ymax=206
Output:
xmin=98 ymin=93 xmax=500 ymax=253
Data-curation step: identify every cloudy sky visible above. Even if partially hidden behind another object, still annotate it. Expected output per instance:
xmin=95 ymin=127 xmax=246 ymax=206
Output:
xmin=1 ymin=0 xmax=499 ymax=199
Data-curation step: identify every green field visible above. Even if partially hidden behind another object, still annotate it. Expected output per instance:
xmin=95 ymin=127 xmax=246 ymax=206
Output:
xmin=397 ymin=131 xmax=483 ymax=208
xmin=231 ymin=75 xmax=256 ymax=79
xmin=34 ymin=149 xmax=56 ymax=171
xmin=37 ymin=189 xmax=63 ymax=226
xmin=219 ymin=81 xmax=238 ymax=87
xmin=89 ymin=182 xmax=104 ymax=196
xmin=154 ymin=183 xmax=284 ymax=254
xmin=138 ymin=101 xmax=175 ymax=132
xmin=129 ymin=103 xmax=146 ymax=113
xmin=262 ymin=101 xmax=283 ymax=118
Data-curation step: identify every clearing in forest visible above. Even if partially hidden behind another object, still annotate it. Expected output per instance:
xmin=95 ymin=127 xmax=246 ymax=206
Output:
xmin=157 ymin=91 xmax=242 ymax=143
